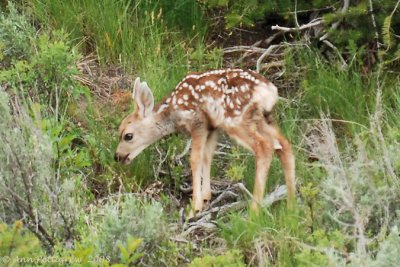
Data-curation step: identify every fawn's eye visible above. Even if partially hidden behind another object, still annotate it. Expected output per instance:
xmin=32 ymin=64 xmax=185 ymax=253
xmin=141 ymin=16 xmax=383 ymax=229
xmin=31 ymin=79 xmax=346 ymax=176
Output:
xmin=124 ymin=133 xmax=134 ymax=141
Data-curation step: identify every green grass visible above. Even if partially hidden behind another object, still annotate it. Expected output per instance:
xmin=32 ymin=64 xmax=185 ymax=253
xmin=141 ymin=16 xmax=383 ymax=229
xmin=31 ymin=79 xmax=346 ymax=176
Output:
xmin=31 ymin=0 xmax=220 ymax=98
xmin=219 ymin=205 xmax=303 ymax=266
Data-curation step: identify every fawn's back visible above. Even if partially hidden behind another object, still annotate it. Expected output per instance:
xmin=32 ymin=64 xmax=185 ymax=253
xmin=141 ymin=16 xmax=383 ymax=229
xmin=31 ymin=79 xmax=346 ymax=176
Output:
xmin=155 ymin=68 xmax=278 ymax=129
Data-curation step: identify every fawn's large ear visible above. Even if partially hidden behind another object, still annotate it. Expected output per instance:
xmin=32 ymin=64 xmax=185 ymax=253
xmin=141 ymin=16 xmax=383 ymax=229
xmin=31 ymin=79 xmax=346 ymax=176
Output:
xmin=132 ymin=77 xmax=154 ymax=118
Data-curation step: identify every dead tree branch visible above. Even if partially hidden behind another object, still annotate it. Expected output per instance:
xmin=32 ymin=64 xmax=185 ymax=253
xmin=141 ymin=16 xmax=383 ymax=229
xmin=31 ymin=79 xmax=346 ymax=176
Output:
xmin=256 ymin=45 xmax=281 ymax=73
xmin=322 ymin=40 xmax=348 ymax=68
xmin=271 ymin=18 xmax=323 ymax=33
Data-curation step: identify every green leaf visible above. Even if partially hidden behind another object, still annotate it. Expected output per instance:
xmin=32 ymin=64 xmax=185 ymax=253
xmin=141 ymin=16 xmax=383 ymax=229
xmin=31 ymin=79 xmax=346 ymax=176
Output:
xmin=225 ymin=13 xmax=242 ymax=29
xmin=129 ymin=252 xmax=144 ymax=264
xmin=218 ymin=0 xmax=229 ymax=7
xmin=117 ymin=243 xmax=130 ymax=262
xmin=59 ymin=133 xmax=77 ymax=152
xmin=127 ymin=237 xmax=142 ymax=253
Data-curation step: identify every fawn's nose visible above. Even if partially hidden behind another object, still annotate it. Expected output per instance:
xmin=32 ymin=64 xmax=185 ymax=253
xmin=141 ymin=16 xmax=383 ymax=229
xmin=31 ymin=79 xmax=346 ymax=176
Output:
xmin=114 ymin=153 xmax=122 ymax=162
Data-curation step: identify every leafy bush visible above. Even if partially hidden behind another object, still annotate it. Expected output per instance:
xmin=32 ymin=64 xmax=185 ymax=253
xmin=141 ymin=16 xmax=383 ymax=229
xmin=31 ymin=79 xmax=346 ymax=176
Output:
xmin=372 ymin=226 xmax=400 ymax=267
xmin=89 ymin=195 xmax=168 ymax=263
xmin=303 ymin=99 xmax=400 ymax=264
xmin=0 ymin=29 xmax=83 ymax=110
xmin=0 ymin=90 xmax=80 ymax=251
xmin=0 ymin=2 xmax=35 ymax=68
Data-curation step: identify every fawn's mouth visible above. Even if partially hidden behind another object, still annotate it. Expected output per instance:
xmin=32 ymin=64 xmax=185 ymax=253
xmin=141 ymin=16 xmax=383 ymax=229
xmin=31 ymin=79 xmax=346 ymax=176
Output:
xmin=123 ymin=144 xmax=148 ymax=165
xmin=123 ymin=154 xmax=132 ymax=165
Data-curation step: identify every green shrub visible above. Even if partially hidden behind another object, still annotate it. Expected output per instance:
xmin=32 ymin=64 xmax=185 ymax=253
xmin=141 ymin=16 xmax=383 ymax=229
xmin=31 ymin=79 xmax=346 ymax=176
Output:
xmin=0 ymin=90 xmax=80 ymax=251
xmin=372 ymin=227 xmax=400 ymax=267
xmin=0 ymin=2 xmax=35 ymax=68
xmin=90 ymin=195 xmax=168 ymax=263
xmin=303 ymin=102 xmax=400 ymax=265
xmin=0 ymin=29 xmax=83 ymax=110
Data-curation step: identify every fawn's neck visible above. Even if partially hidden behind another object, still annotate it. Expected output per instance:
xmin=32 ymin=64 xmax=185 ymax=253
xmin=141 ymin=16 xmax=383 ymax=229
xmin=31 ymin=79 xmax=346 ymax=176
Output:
xmin=153 ymin=106 xmax=177 ymax=138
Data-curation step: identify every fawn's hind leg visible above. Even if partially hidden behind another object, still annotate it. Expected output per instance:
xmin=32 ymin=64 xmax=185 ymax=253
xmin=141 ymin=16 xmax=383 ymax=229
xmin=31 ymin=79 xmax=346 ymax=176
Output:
xmin=224 ymin=125 xmax=274 ymax=212
xmin=258 ymin=121 xmax=296 ymax=207
xmin=275 ymin=134 xmax=295 ymax=206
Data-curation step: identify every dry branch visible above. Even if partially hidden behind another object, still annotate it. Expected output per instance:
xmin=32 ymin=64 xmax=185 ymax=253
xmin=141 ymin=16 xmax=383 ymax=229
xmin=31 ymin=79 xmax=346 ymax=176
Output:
xmin=223 ymin=46 xmax=267 ymax=54
xmin=322 ymin=40 xmax=348 ymax=67
xmin=271 ymin=18 xmax=323 ymax=33
xmin=256 ymin=45 xmax=281 ymax=73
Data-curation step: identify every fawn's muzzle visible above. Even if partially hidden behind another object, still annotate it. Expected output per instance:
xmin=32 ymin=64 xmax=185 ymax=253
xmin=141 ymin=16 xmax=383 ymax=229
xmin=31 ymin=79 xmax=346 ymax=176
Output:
xmin=114 ymin=153 xmax=127 ymax=162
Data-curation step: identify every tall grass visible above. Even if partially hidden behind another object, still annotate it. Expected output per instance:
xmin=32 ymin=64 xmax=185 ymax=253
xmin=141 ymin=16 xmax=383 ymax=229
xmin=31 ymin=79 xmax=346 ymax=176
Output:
xmin=31 ymin=0 xmax=220 ymax=99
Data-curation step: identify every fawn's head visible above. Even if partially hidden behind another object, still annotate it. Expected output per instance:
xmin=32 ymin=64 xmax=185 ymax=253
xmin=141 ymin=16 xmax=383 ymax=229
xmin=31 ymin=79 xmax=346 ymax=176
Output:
xmin=115 ymin=77 xmax=159 ymax=164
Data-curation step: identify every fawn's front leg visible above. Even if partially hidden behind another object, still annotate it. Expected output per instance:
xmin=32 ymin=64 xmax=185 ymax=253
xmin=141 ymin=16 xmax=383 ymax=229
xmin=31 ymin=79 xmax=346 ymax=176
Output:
xmin=190 ymin=129 xmax=208 ymax=213
xmin=201 ymin=131 xmax=218 ymax=203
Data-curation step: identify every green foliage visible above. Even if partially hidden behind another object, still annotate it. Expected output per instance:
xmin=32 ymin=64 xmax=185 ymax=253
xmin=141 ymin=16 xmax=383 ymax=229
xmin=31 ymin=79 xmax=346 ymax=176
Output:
xmin=64 ymin=235 xmax=143 ymax=267
xmin=294 ymin=229 xmax=347 ymax=266
xmin=32 ymin=0 xmax=210 ymax=66
xmin=225 ymin=146 xmax=248 ymax=182
xmin=0 ymin=89 xmax=81 ymax=250
xmin=0 ymin=221 xmax=44 ymax=267
xmin=219 ymin=208 xmax=301 ymax=265
xmin=380 ymin=1 xmax=400 ymax=65
xmin=372 ymin=226 xmax=400 ymax=267
xmin=0 ymin=2 xmax=35 ymax=68
xmin=301 ymin=103 xmax=400 ymax=265
xmin=116 ymin=236 xmax=143 ymax=266
xmin=156 ymin=0 xmax=207 ymax=36
xmin=0 ymin=29 xmax=83 ymax=111
xmin=201 ymin=0 xmax=345 ymax=29
xmin=91 ymin=195 xmax=168 ymax=263
xmin=189 ymin=249 xmax=246 ymax=267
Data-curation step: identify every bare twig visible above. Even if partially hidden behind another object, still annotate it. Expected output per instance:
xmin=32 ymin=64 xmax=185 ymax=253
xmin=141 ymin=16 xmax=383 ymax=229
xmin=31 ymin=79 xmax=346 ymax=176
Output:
xmin=259 ymin=60 xmax=285 ymax=72
xmin=188 ymin=184 xmax=288 ymax=223
xmin=256 ymin=45 xmax=280 ymax=73
xmin=263 ymin=185 xmax=288 ymax=207
xmin=209 ymin=190 xmax=238 ymax=208
xmin=236 ymin=182 xmax=253 ymax=199
xmin=263 ymin=32 xmax=285 ymax=47
xmin=368 ymin=0 xmax=380 ymax=50
xmin=223 ymin=46 xmax=267 ymax=54
xmin=154 ymin=145 xmax=169 ymax=178
xmin=322 ymin=39 xmax=348 ymax=68
xmin=256 ymin=43 xmax=309 ymax=73
xmin=271 ymin=18 xmax=323 ymax=33
xmin=294 ymin=0 xmax=300 ymax=28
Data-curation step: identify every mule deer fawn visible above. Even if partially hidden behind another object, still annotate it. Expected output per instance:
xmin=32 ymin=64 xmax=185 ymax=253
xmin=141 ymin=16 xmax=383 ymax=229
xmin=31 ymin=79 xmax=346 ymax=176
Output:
xmin=115 ymin=69 xmax=295 ymax=214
